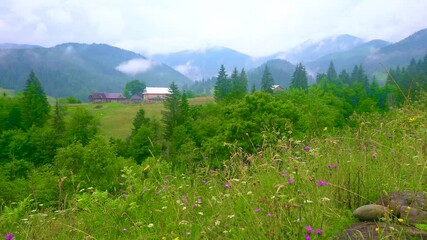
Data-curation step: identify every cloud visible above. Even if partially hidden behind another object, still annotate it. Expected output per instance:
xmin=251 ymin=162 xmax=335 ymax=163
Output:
xmin=115 ymin=58 xmax=158 ymax=75
xmin=174 ymin=61 xmax=202 ymax=80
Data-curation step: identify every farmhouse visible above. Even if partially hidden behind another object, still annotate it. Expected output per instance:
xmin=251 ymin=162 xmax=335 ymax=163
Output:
xmin=271 ymin=85 xmax=284 ymax=91
xmin=88 ymin=93 xmax=127 ymax=103
xmin=143 ymin=87 xmax=171 ymax=102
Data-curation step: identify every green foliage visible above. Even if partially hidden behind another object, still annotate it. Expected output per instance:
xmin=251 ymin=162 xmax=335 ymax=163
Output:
xmin=67 ymin=107 xmax=99 ymax=145
xmin=290 ymin=63 xmax=308 ymax=90
xmin=123 ymin=80 xmax=146 ymax=99
xmin=261 ymin=65 xmax=274 ymax=93
xmin=20 ymin=71 xmax=50 ymax=129
xmin=214 ymin=65 xmax=230 ymax=102
xmin=162 ymin=82 xmax=182 ymax=139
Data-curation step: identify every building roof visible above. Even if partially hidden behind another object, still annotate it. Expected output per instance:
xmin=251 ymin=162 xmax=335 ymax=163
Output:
xmin=271 ymin=85 xmax=283 ymax=90
xmin=105 ymin=93 xmax=126 ymax=99
xmin=143 ymin=87 xmax=171 ymax=94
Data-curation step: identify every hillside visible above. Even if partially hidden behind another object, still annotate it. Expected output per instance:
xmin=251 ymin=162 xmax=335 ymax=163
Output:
xmin=247 ymin=59 xmax=295 ymax=89
xmin=152 ymin=46 xmax=259 ymax=80
xmin=306 ymin=29 xmax=427 ymax=76
xmin=0 ymin=43 xmax=192 ymax=101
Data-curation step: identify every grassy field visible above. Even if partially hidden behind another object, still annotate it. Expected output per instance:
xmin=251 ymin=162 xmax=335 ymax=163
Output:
xmin=67 ymin=96 xmax=214 ymax=139
xmin=1 ymin=103 xmax=426 ymax=239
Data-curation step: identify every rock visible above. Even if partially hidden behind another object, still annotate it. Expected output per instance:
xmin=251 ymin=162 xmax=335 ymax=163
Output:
xmin=353 ymin=204 xmax=389 ymax=221
xmin=335 ymin=222 xmax=427 ymax=240
xmin=400 ymin=205 xmax=427 ymax=224
xmin=379 ymin=190 xmax=427 ymax=212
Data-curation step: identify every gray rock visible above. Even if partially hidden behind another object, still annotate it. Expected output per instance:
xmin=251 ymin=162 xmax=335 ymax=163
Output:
xmin=399 ymin=205 xmax=427 ymax=224
xmin=379 ymin=190 xmax=427 ymax=212
xmin=353 ymin=204 xmax=389 ymax=221
xmin=335 ymin=222 xmax=427 ymax=240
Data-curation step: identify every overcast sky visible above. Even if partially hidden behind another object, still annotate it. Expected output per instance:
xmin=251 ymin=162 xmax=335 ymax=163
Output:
xmin=0 ymin=0 xmax=426 ymax=56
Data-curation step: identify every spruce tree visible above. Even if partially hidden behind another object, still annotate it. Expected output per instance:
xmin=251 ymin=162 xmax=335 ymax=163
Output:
xmin=162 ymin=82 xmax=182 ymax=139
xmin=214 ymin=65 xmax=229 ymax=102
xmin=290 ymin=63 xmax=308 ymax=90
xmin=21 ymin=70 xmax=50 ymax=129
xmin=261 ymin=65 xmax=274 ymax=93
xmin=237 ymin=68 xmax=248 ymax=98
xmin=327 ymin=61 xmax=337 ymax=81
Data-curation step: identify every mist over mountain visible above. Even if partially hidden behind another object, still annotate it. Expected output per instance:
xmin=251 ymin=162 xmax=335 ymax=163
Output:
xmin=306 ymin=28 xmax=427 ymax=76
xmin=247 ymin=59 xmax=295 ymax=89
xmin=0 ymin=43 xmax=42 ymax=49
xmin=152 ymin=46 xmax=260 ymax=80
xmin=0 ymin=43 xmax=191 ymax=100
xmin=276 ymin=34 xmax=365 ymax=63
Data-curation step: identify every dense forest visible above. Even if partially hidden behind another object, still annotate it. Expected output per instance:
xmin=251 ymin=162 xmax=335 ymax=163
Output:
xmin=0 ymin=56 xmax=426 ymax=239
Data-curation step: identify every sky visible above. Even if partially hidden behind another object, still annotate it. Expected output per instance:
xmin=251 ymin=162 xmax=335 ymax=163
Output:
xmin=0 ymin=0 xmax=426 ymax=57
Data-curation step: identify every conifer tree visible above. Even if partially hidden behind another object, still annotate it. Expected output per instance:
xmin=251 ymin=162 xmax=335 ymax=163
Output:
xmin=21 ymin=70 xmax=50 ymax=129
xmin=261 ymin=65 xmax=274 ymax=93
xmin=327 ymin=61 xmax=337 ymax=81
xmin=214 ymin=65 xmax=229 ymax=102
xmin=162 ymin=82 xmax=182 ymax=139
xmin=237 ymin=68 xmax=248 ymax=98
xmin=290 ymin=63 xmax=308 ymax=90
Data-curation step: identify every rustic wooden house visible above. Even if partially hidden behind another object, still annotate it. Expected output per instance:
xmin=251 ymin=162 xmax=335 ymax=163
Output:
xmin=130 ymin=94 xmax=143 ymax=103
xmin=88 ymin=93 xmax=127 ymax=103
xmin=271 ymin=85 xmax=284 ymax=91
xmin=142 ymin=87 xmax=171 ymax=102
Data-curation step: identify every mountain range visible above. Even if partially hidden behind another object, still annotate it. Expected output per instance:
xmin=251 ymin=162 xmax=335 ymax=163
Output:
xmin=0 ymin=28 xmax=426 ymax=100
xmin=0 ymin=43 xmax=191 ymax=100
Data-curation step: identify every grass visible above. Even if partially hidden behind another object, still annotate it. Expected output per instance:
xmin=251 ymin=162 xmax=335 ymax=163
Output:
xmin=1 ymin=102 xmax=426 ymax=239
xmin=65 ymin=96 xmax=213 ymax=139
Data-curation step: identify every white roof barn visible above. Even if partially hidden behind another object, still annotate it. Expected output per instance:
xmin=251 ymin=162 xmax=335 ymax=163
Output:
xmin=142 ymin=87 xmax=171 ymax=101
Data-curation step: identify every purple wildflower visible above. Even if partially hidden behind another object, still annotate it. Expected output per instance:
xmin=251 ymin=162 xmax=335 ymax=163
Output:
xmin=317 ymin=180 xmax=327 ymax=186
xmin=316 ymin=229 xmax=323 ymax=235
xmin=304 ymin=146 xmax=310 ymax=151
xmin=266 ymin=213 xmax=272 ymax=217
xmin=288 ymin=178 xmax=295 ymax=184
xmin=201 ymin=179 xmax=208 ymax=185
xmin=305 ymin=225 xmax=314 ymax=233
xmin=192 ymin=204 xmax=196 ymax=209
xmin=372 ymin=151 xmax=377 ymax=159
xmin=197 ymin=198 xmax=202 ymax=204
xmin=5 ymin=234 xmax=14 ymax=240
xmin=327 ymin=164 xmax=332 ymax=169
xmin=333 ymin=163 xmax=339 ymax=168
xmin=255 ymin=208 xmax=261 ymax=213
xmin=224 ymin=182 xmax=230 ymax=188
xmin=122 ymin=193 xmax=127 ymax=197
xmin=305 ymin=234 xmax=311 ymax=240
xmin=186 ymin=232 xmax=191 ymax=236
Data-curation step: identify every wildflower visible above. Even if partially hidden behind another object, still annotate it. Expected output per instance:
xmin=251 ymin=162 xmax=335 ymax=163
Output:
xmin=288 ymin=178 xmax=295 ymax=184
xmin=317 ymin=180 xmax=327 ymax=186
xmin=197 ymin=198 xmax=203 ymax=204
xmin=5 ymin=234 xmax=14 ymax=240
xmin=255 ymin=208 xmax=261 ymax=213
xmin=266 ymin=213 xmax=272 ymax=217
xmin=315 ymin=229 xmax=323 ymax=235
xmin=192 ymin=204 xmax=196 ymax=209
xmin=198 ymin=212 xmax=204 ymax=215
xmin=408 ymin=117 xmax=416 ymax=122
xmin=281 ymin=172 xmax=287 ymax=177
xmin=304 ymin=146 xmax=310 ymax=151
xmin=122 ymin=228 xmax=127 ymax=232
xmin=333 ymin=163 xmax=339 ymax=168
xmin=372 ymin=150 xmax=377 ymax=159
xmin=201 ymin=179 xmax=208 ymax=185
xmin=327 ymin=164 xmax=332 ymax=169
xmin=122 ymin=193 xmax=127 ymax=197
xmin=305 ymin=234 xmax=311 ymax=240
xmin=323 ymin=127 xmax=328 ymax=131
xmin=147 ymin=223 xmax=154 ymax=228
xmin=375 ymin=227 xmax=379 ymax=232
xmin=398 ymin=218 xmax=404 ymax=223
xmin=305 ymin=225 xmax=314 ymax=233
xmin=224 ymin=182 xmax=230 ymax=188
xmin=186 ymin=232 xmax=191 ymax=236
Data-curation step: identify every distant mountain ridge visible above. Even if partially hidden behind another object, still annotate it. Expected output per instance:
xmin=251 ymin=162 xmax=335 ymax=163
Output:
xmin=152 ymin=46 xmax=260 ymax=80
xmin=0 ymin=43 xmax=191 ymax=101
